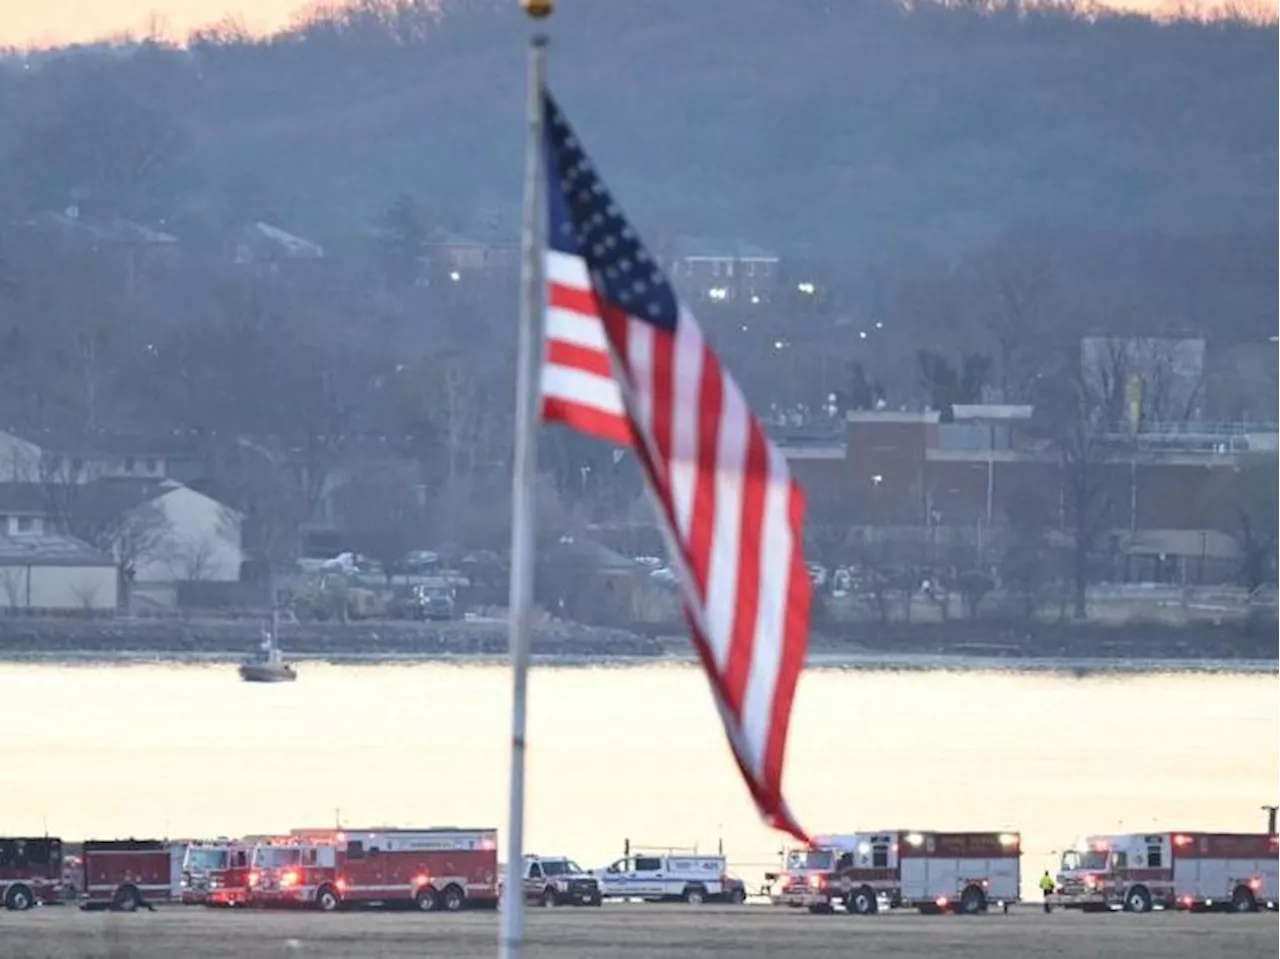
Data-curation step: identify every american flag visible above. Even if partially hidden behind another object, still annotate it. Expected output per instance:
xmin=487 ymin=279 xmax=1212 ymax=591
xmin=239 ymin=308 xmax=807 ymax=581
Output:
xmin=538 ymin=90 xmax=811 ymax=842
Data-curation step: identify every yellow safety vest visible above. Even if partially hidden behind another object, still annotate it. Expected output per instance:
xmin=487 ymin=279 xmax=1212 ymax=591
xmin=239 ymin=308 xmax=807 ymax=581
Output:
xmin=1040 ymin=875 xmax=1055 ymax=892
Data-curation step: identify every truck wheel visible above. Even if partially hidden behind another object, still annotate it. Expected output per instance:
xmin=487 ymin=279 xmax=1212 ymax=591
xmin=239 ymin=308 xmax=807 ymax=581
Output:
xmin=682 ymin=885 xmax=706 ymax=905
xmin=314 ymin=885 xmax=340 ymax=912
xmin=959 ymin=885 xmax=987 ymax=915
xmin=415 ymin=886 xmax=439 ymax=912
xmin=112 ymin=886 xmax=141 ymax=913
xmin=441 ymin=885 xmax=466 ymax=912
xmin=5 ymin=884 xmax=34 ymax=911
xmin=728 ymin=887 xmax=746 ymax=905
xmin=1231 ymin=886 xmax=1258 ymax=913
xmin=846 ymin=885 xmax=877 ymax=915
xmin=1124 ymin=886 xmax=1152 ymax=914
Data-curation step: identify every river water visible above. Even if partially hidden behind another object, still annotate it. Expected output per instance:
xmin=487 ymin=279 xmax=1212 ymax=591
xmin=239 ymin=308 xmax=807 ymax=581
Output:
xmin=2 ymin=662 xmax=1275 ymax=898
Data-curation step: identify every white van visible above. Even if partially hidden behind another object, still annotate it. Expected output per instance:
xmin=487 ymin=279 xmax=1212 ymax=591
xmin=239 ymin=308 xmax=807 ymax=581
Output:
xmin=595 ymin=854 xmax=746 ymax=904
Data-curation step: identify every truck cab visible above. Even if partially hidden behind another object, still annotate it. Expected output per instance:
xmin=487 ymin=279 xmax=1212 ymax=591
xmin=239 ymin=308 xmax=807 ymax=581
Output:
xmin=771 ymin=844 xmax=844 ymax=912
xmin=521 ymin=855 xmax=601 ymax=907
xmin=1 ymin=837 xmax=63 ymax=910
xmin=1052 ymin=834 xmax=1174 ymax=912
xmin=181 ymin=841 xmax=254 ymax=906
xmin=246 ymin=842 xmax=337 ymax=909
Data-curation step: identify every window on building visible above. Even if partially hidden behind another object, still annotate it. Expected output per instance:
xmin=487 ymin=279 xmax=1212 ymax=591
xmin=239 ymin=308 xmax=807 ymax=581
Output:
xmin=16 ymin=517 xmax=35 ymax=533
xmin=124 ymin=457 xmax=136 ymax=473
xmin=746 ymin=261 xmax=756 ymax=276
xmin=711 ymin=261 xmax=721 ymax=277
xmin=725 ymin=261 xmax=734 ymax=277
xmin=145 ymin=458 xmax=159 ymax=473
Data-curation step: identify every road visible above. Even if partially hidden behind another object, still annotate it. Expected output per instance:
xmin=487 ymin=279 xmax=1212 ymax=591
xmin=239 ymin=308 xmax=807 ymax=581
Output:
xmin=2 ymin=905 xmax=1276 ymax=959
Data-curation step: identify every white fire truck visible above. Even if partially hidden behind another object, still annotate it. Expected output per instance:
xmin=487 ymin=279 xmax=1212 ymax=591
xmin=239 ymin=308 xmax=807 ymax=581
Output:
xmin=770 ymin=831 xmax=1021 ymax=915
xmin=244 ymin=827 xmax=499 ymax=912
xmin=1050 ymin=832 xmax=1278 ymax=913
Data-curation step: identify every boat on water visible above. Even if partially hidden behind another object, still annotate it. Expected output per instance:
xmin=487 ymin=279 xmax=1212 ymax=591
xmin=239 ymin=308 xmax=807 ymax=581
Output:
xmin=238 ymin=626 xmax=297 ymax=683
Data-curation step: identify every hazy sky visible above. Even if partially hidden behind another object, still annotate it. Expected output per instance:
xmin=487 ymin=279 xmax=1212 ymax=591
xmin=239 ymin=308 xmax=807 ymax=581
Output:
xmin=1 ymin=1 xmax=297 ymax=48
xmin=0 ymin=0 xmax=1213 ymax=49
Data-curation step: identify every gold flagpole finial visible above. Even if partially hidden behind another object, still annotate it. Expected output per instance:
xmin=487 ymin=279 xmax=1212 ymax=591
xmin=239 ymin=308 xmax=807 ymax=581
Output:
xmin=521 ymin=0 xmax=555 ymax=18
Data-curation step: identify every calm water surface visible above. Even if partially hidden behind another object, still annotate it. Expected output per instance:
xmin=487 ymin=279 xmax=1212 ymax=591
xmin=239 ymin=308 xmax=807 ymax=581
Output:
xmin=2 ymin=663 xmax=1275 ymax=897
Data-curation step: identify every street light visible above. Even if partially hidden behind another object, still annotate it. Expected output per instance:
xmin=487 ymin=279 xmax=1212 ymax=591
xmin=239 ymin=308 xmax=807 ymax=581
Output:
xmin=708 ymin=286 xmax=728 ymax=301
xmin=449 ymin=270 xmax=461 ymax=282
xmin=796 ymin=282 xmax=816 ymax=296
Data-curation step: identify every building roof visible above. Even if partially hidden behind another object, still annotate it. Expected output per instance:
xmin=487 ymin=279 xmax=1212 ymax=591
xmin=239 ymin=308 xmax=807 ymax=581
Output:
xmin=77 ymin=478 xmax=182 ymax=516
xmin=21 ymin=210 xmax=177 ymax=245
xmin=0 ymin=532 xmax=115 ymax=567
xmin=0 ymin=483 xmax=48 ymax=515
xmin=671 ymin=236 xmax=777 ymax=261
xmin=546 ymin=537 xmax=639 ymax=572
xmin=0 ymin=427 xmax=203 ymax=458
xmin=250 ymin=221 xmax=324 ymax=258
xmin=951 ymin=404 xmax=1035 ymax=422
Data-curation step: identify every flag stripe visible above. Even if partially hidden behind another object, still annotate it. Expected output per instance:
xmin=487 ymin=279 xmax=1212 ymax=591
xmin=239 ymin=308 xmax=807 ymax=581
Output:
xmin=540 ymin=396 xmax=634 ymax=446
xmin=546 ymin=339 xmax=612 ymax=379
xmin=724 ymin=420 xmax=768 ymax=715
xmin=539 ymin=91 xmax=812 ymax=844
xmin=542 ymin=249 xmax=630 ymax=445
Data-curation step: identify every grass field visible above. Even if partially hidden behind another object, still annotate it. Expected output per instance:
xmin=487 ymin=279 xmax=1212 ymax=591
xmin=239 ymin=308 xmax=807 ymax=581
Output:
xmin=1 ymin=906 xmax=1276 ymax=959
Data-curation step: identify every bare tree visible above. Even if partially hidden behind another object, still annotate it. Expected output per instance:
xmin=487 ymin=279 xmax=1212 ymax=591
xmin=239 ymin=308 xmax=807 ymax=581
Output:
xmin=38 ymin=466 xmax=174 ymax=607
xmin=68 ymin=580 xmax=102 ymax=611
xmin=1031 ymin=371 xmax=1116 ymax=619
xmin=169 ymin=539 xmax=219 ymax=582
xmin=1201 ymin=458 xmax=1278 ymax=594
xmin=964 ymin=236 xmax=1061 ymax=403
xmin=0 ymin=568 xmax=24 ymax=609
xmin=335 ymin=458 xmax=428 ymax=583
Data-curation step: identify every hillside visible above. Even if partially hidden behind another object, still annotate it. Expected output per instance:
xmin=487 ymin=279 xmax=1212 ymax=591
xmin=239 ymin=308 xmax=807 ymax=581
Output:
xmin=0 ymin=0 xmax=1274 ymax=273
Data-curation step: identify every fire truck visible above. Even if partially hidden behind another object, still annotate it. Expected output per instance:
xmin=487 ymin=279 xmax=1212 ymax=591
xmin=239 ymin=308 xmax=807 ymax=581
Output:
xmin=1050 ymin=832 xmax=1279 ymax=913
xmin=244 ymin=827 xmax=499 ymax=912
xmin=81 ymin=840 xmax=182 ymax=911
xmin=1 ymin=837 xmax=63 ymax=910
xmin=180 ymin=839 xmax=260 ymax=906
xmin=770 ymin=831 xmax=1021 ymax=915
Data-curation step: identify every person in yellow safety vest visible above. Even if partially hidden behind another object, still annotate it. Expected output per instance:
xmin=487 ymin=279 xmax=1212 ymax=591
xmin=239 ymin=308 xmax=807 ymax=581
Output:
xmin=1040 ymin=870 xmax=1056 ymax=913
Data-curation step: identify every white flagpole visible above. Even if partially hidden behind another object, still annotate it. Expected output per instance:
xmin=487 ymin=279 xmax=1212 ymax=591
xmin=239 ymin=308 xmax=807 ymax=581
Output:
xmin=500 ymin=18 xmax=548 ymax=959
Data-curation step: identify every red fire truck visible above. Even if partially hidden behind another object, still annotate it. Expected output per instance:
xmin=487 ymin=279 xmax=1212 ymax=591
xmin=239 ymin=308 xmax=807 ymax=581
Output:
xmin=770 ymin=831 xmax=1022 ymax=915
xmin=244 ymin=827 xmax=499 ymax=912
xmin=1050 ymin=832 xmax=1278 ymax=913
xmin=81 ymin=840 xmax=182 ymax=911
xmin=1 ymin=837 xmax=63 ymax=910
xmin=180 ymin=839 xmax=261 ymax=906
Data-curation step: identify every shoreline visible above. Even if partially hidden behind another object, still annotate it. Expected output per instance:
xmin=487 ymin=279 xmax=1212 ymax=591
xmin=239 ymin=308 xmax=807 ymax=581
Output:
xmin=0 ymin=647 xmax=1274 ymax=675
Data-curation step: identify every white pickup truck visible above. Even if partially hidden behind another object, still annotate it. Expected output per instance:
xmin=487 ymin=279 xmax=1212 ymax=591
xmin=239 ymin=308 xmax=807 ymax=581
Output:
xmin=595 ymin=854 xmax=746 ymax=904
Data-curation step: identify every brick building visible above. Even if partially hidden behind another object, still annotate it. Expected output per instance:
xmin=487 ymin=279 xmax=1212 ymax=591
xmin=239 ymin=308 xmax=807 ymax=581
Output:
xmin=780 ymin=407 xmax=1277 ymax=580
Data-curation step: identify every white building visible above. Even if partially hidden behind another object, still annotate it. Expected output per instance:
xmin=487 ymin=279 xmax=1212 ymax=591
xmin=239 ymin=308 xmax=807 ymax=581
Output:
xmin=0 ymin=533 xmax=119 ymax=612
xmin=0 ymin=478 xmax=243 ymax=609
xmin=0 ymin=428 xmax=197 ymax=484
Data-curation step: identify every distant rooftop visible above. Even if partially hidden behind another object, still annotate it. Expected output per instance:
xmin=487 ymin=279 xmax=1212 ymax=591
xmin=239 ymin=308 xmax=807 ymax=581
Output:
xmin=0 ymin=532 xmax=115 ymax=567
xmin=0 ymin=427 xmax=204 ymax=457
xmin=671 ymin=236 xmax=777 ymax=260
